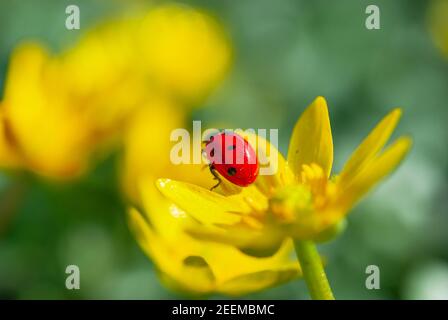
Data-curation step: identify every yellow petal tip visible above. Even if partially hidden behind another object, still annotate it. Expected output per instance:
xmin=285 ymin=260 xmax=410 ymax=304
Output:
xmin=397 ymin=135 xmax=413 ymax=152
xmin=314 ymin=96 xmax=328 ymax=108
xmin=390 ymin=108 xmax=402 ymax=121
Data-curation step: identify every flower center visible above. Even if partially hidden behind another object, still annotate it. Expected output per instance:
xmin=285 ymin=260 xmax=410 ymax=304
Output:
xmin=300 ymin=163 xmax=336 ymax=209
xmin=268 ymin=184 xmax=313 ymax=223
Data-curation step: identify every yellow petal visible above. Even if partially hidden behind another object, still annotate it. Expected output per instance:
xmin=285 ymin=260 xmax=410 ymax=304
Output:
xmin=185 ymin=223 xmax=285 ymax=251
xmin=287 ymin=96 xmax=333 ymax=179
xmin=217 ymin=239 xmax=300 ymax=295
xmin=339 ymin=108 xmax=402 ymax=187
xmin=121 ymin=96 xmax=186 ymax=200
xmin=287 ymin=136 xmax=411 ymax=239
xmin=235 ymin=129 xmax=294 ymax=196
xmin=335 ymin=136 xmax=412 ymax=212
xmin=0 ymin=111 xmax=21 ymax=168
xmin=130 ymin=206 xmax=300 ymax=295
xmin=129 ymin=179 xmax=301 ymax=296
xmin=138 ymin=178 xmax=191 ymax=238
xmin=156 ymin=178 xmax=246 ymax=225
xmin=128 ymin=208 xmax=216 ymax=294
xmin=130 ymin=182 xmax=218 ymax=294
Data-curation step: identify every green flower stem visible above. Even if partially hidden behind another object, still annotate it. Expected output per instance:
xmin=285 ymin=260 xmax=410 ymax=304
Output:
xmin=294 ymin=240 xmax=335 ymax=300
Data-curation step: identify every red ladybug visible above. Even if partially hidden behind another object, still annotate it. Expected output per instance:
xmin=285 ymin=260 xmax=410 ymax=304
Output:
xmin=204 ymin=131 xmax=259 ymax=190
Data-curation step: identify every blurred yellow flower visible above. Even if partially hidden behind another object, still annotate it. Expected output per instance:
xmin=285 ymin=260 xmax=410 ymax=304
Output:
xmin=0 ymin=3 xmax=232 ymax=181
xmin=428 ymin=0 xmax=448 ymax=57
xmin=0 ymin=39 xmax=142 ymax=179
xmin=60 ymin=18 xmax=146 ymax=136
xmin=137 ymin=4 xmax=232 ymax=104
xmin=128 ymin=178 xmax=301 ymax=296
xmin=155 ymin=97 xmax=412 ymax=250
xmin=0 ymin=43 xmax=98 ymax=178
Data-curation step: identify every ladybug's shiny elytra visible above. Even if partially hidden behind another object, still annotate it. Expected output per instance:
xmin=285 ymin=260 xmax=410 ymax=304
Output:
xmin=204 ymin=132 xmax=259 ymax=190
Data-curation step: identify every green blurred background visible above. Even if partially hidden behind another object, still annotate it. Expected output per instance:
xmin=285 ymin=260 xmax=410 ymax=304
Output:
xmin=0 ymin=0 xmax=447 ymax=299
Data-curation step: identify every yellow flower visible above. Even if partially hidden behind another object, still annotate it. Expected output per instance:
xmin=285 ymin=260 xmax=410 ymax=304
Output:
xmin=124 ymin=101 xmax=303 ymax=294
xmin=155 ymin=97 xmax=412 ymax=250
xmin=128 ymin=178 xmax=301 ymax=296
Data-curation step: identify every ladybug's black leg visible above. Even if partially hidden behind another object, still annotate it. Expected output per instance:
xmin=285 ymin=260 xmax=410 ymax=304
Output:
xmin=201 ymin=148 xmax=210 ymax=171
xmin=209 ymin=165 xmax=222 ymax=191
